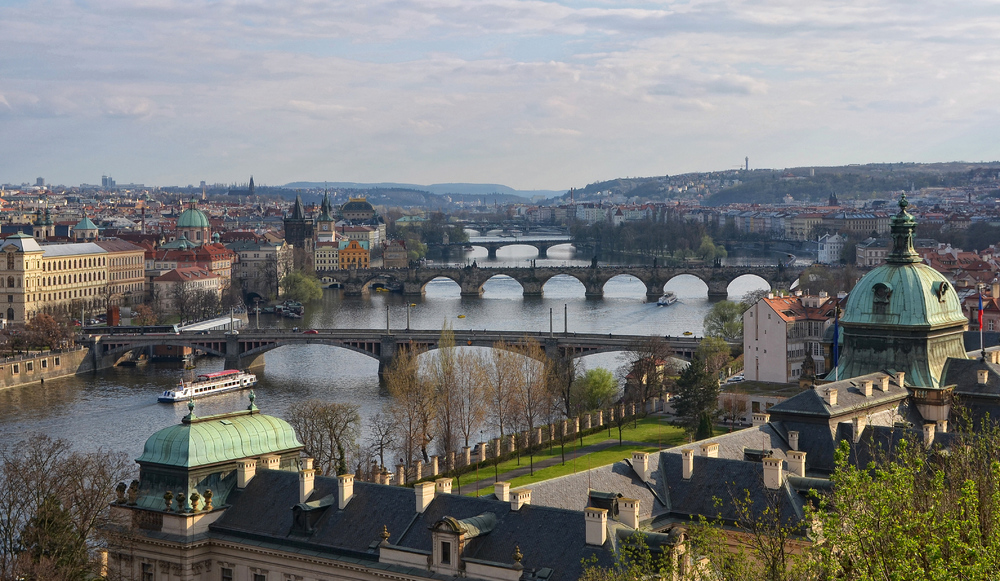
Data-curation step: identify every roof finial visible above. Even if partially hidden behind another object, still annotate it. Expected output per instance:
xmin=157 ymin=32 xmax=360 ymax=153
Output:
xmin=248 ymin=389 xmax=258 ymax=412
xmin=512 ymin=545 xmax=523 ymax=569
xmin=379 ymin=525 xmax=391 ymax=545
xmin=898 ymin=191 xmax=909 ymax=213
xmin=183 ymin=398 xmax=196 ymax=422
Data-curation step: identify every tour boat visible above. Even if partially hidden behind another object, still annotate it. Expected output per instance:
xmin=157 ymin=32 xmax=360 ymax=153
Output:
xmin=157 ymin=370 xmax=258 ymax=403
xmin=657 ymin=291 xmax=678 ymax=306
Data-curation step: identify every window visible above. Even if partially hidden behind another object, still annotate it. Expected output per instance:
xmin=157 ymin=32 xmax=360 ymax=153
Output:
xmin=26 ymin=362 xmax=32 ymax=372
xmin=141 ymin=563 xmax=154 ymax=581
xmin=55 ymin=357 xmax=60 ymax=366
xmin=873 ymin=282 xmax=892 ymax=315
xmin=12 ymin=364 xmax=18 ymax=374
xmin=253 ymin=574 xmax=266 ymax=581
xmin=41 ymin=359 xmax=47 ymax=369
xmin=441 ymin=541 xmax=452 ymax=564
xmin=221 ymin=568 xmax=234 ymax=581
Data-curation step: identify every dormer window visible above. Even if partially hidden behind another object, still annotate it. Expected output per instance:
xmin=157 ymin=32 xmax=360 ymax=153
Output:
xmin=441 ymin=541 xmax=452 ymax=565
xmin=873 ymin=282 xmax=892 ymax=315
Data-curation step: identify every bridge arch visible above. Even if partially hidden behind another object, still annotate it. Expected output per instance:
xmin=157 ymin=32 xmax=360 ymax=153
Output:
xmin=602 ymin=273 xmax=648 ymax=298
xmin=540 ymin=274 xmax=587 ymax=297
xmin=419 ymin=275 xmax=462 ymax=296
xmin=727 ymin=273 xmax=771 ymax=299
xmin=662 ymin=273 xmax=710 ymax=296
xmin=481 ymin=274 xmax=524 ymax=297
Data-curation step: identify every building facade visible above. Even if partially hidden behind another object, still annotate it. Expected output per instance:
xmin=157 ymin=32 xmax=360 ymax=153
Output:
xmin=744 ymin=292 xmax=837 ymax=383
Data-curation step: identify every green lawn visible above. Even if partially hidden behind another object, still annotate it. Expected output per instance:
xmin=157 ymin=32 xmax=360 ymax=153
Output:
xmin=461 ymin=417 xmax=731 ymax=493
xmin=485 ymin=416 xmax=688 ymax=475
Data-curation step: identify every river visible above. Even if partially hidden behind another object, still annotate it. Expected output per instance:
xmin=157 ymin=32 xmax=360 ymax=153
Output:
xmin=0 ymin=243 xmax=771 ymax=460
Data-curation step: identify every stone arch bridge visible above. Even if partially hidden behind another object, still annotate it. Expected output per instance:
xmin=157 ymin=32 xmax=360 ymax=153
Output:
xmin=428 ymin=238 xmax=572 ymax=259
xmin=324 ymin=264 xmax=800 ymax=299
xmin=87 ymin=329 xmax=717 ymax=375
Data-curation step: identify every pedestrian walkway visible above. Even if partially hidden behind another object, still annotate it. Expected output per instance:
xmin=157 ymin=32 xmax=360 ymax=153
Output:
xmin=455 ymin=438 xmax=650 ymax=496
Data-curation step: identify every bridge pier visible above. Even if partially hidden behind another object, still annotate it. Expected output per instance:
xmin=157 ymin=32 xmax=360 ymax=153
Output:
xmin=487 ymin=247 xmax=498 ymax=259
xmin=646 ymin=282 xmax=665 ymax=299
xmin=522 ymin=281 xmax=543 ymax=297
xmin=584 ymin=282 xmax=604 ymax=299
xmin=378 ymin=334 xmax=398 ymax=379
xmin=707 ymin=280 xmax=729 ymax=300
xmin=402 ymin=281 xmax=424 ymax=296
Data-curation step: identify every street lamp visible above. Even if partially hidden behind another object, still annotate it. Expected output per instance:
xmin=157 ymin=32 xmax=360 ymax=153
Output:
xmin=254 ymin=297 xmax=262 ymax=330
xmin=406 ymin=303 xmax=416 ymax=331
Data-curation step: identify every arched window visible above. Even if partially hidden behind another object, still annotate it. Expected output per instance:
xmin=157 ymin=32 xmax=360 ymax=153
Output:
xmin=6 ymin=277 xmax=12 ymax=288
xmin=6 ymin=254 xmax=13 ymax=270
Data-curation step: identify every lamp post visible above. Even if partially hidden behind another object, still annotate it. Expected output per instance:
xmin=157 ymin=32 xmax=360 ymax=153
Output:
xmin=406 ymin=303 xmax=416 ymax=331
xmin=254 ymin=297 xmax=262 ymax=329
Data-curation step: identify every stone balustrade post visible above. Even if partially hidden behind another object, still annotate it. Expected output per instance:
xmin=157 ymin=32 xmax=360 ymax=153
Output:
xmin=584 ymin=414 xmax=592 ymax=430
xmin=462 ymin=446 xmax=471 ymax=467
xmin=597 ymin=410 xmax=603 ymax=426
xmin=430 ymin=456 xmax=439 ymax=476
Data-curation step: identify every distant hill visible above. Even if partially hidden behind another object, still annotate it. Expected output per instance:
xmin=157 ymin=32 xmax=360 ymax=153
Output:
xmin=283 ymin=181 xmax=561 ymax=200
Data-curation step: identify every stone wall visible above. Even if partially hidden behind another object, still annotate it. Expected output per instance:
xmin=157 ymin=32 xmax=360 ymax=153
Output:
xmin=0 ymin=347 xmax=93 ymax=390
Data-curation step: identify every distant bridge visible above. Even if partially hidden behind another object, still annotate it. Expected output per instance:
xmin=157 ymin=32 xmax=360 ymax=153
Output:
xmin=88 ymin=328 xmax=714 ymax=374
xmin=321 ymin=264 xmax=801 ymax=299
xmin=427 ymin=237 xmax=573 ymax=258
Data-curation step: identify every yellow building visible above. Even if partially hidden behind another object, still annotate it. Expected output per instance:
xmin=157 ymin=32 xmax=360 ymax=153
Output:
xmin=339 ymin=239 xmax=369 ymax=269
xmin=0 ymin=233 xmax=110 ymax=323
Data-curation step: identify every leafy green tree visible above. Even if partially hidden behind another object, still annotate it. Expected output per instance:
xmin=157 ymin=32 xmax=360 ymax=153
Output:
xmin=703 ymin=300 xmax=744 ymax=341
xmin=672 ymin=355 xmax=720 ymax=439
xmin=698 ymin=235 xmax=718 ymax=261
xmin=16 ymin=495 xmax=89 ymax=581
xmin=575 ymin=368 xmax=619 ymax=411
xmin=279 ymin=270 xmax=323 ymax=303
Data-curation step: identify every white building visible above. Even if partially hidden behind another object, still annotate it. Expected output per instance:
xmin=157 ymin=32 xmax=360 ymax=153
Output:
xmin=817 ymin=233 xmax=845 ymax=264
xmin=743 ymin=292 xmax=837 ymax=384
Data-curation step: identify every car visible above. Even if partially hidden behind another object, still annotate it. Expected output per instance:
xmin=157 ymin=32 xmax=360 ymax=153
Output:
xmin=728 ymin=375 xmax=745 ymax=383
xmin=302 ymin=329 xmax=319 ymax=334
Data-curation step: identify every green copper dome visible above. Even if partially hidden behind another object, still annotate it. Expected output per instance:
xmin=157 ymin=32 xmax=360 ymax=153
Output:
xmin=177 ymin=198 xmax=210 ymax=229
xmin=137 ymin=409 xmax=302 ymax=468
xmin=830 ymin=194 xmax=969 ymax=388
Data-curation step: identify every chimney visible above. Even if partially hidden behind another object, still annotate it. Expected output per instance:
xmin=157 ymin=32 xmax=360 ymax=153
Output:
xmin=823 ymin=388 xmax=838 ymax=407
xmin=897 ymin=371 xmax=906 ymax=387
xmin=936 ymin=419 xmax=948 ymax=433
xmin=788 ymin=431 xmax=799 ymax=451
xmin=700 ymin=442 xmax=719 ymax=458
xmin=860 ymin=380 xmax=873 ymax=397
xmin=787 ymin=451 xmax=807 ymax=477
xmin=923 ymin=424 xmax=935 ymax=448
xmin=584 ymin=508 xmax=607 ymax=546
xmin=991 ymin=351 xmax=1000 ymax=365
xmin=618 ymin=498 xmax=640 ymax=529
xmin=880 ymin=376 xmax=890 ymax=392
xmin=993 ymin=280 xmax=999 ymax=299
xmin=260 ymin=454 xmax=280 ymax=471
xmin=510 ymin=489 xmax=531 ymax=511
xmin=338 ymin=474 xmax=354 ymax=509
xmin=762 ymin=457 xmax=784 ymax=490
xmin=852 ymin=416 xmax=867 ymax=443
xmin=396 ymin=463 xmax=405 ymax=486
xmin=681 ymin=449 xmax=695 ymax=480
xmin=631 ymin=451 xmax=649 ymax=480
xmin=494 ymin=481 xmax=510 ymax=502
xmin=978 ymin=369 xmax=989 ymax=384
xmin=415 ymin=482 xmax=435 ymax=513
xmin=752 ymin=412 xmax=770 ymax=427
xmin=299 ymin=458 xmax=315 ymax=503
xmin=435 ymin=478 xmax=453 ymax=496
xmin=236 ymin=459 xmax=257 ymax=489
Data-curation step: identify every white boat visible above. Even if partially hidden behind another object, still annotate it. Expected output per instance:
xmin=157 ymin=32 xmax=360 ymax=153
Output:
xmin=157 ymin=370 xmax=257 ymax=403
xmin=657 ymin=292 xmax=678 ymax=306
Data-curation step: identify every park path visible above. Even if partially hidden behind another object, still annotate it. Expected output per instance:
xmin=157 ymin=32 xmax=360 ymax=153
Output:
xmin=452 ymin=438 xmax=649 ymax=496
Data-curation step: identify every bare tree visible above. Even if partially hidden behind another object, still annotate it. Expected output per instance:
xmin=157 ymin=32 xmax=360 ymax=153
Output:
xmin=0 ymin=435 xmax=133 ymax=580
xmin=548 ymin=355 xmax=578 ymax=418
xmin=385 ymin=347 xmax=436 ymax=468
xmin=511 ymin=338 xmax=551 ymax=473
xmin=285 ymin=400 xmax=361 ymax=476
xmin=618 ymin=337 xmax=674 ymax=404
xmin=477 ymin=341 xmax=520 ymax=439
xmin=365 ymin=412 xmax=396 ymax=471
xmin=454 ymin=349 xmax=487 ymax=449
xmin=431 ymin=324 xmax=459 ymax=456
xmin=719 ymin=388 xmax=750 ymax=432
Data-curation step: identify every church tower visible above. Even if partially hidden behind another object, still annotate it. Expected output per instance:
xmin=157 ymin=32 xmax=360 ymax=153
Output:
xmin=316 ymin=192 xmax=336 ymax=242
xmin=283 ymin=195 xmax=314 ymax=269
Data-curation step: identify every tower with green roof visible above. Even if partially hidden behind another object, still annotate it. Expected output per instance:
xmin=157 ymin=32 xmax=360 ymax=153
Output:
xmin=830 ymin=194 xmax=969 ymax=388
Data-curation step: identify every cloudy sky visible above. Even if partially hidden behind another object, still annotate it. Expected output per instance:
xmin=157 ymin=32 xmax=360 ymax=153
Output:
xmin=3 ymin=0 xmax=1000 ymax=190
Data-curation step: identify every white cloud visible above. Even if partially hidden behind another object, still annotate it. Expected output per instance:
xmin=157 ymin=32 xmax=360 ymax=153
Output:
xmin=3 ymin=0 xmax=1000 ymax=187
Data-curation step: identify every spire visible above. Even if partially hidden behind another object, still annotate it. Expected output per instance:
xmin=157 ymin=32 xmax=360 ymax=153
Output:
xmin=249 ymin=176 xmax=255 ymax=196
xmin=886 ymin=192 xmax=919 ymax=264
xmin=319 ymin=191 xmax=333 ymax=221
xmin=291 ymin=195 xmax=306 ymax=220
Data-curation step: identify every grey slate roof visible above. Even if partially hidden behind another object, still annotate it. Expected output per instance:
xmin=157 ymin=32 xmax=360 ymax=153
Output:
xmin=655 ymin=453 xmax=806 ymax=531
xmin=212 ymin=470 xmax=615 ymax=581
xmin=529 ymin=454 xmax=667 ymax=521
xmin=768 ymin=371 xmax=908 ymax=419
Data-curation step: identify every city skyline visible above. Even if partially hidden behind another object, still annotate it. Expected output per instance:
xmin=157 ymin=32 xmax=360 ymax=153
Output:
xmin=4 ymin=1 xmax=1000 ymax=190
